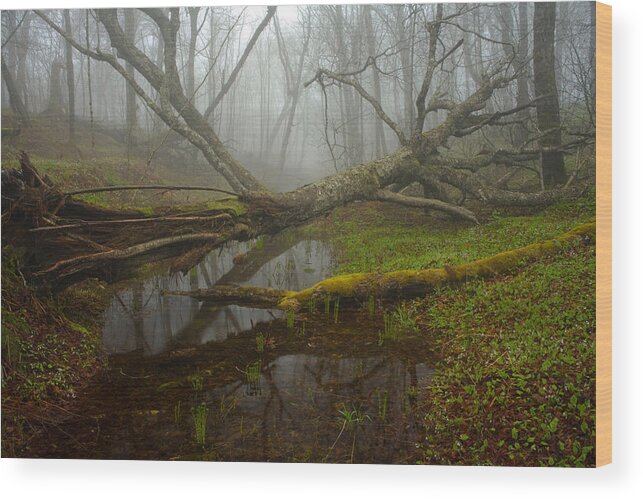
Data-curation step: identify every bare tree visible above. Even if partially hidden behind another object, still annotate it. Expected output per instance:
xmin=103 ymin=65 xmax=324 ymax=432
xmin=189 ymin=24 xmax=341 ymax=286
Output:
xmin=4 ymin=6 xmax=593 ymax=289
xmin=63 ymin=10 xmax=76 ymax=142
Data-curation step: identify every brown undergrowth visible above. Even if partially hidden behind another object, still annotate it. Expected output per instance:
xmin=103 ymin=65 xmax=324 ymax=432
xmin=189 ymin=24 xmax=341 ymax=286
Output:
xmin=1 ymin=247 xmax=108 ymax=456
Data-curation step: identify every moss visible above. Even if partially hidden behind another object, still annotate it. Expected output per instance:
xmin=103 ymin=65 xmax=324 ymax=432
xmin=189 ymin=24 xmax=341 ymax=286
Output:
xmin=277 ymin=222 xmax=595 ymax=309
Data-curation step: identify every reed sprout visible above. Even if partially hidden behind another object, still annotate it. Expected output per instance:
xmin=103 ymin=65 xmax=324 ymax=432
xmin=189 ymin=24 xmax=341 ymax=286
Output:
xmin=174 ymin=400 xmax=181 ymax=423
xmin=368 ymin=294 xmax=376 ymax=319
xmin=191 ymin=402 xmax=208 ymax=445
xmin=256 ymin=333 xmax=265 ymax=353
xmin=246 ymin=360 xmax=261 ymax=384
xmin=376 ymin=388 xmax=389 ymax=421
xmin=286 ymin=308 xmax=295 ymax=329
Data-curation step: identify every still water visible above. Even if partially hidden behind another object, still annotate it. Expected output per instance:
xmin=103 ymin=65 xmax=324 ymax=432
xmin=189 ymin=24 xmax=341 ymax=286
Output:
xmin=31 ymin=231 xmax=435 ymax=463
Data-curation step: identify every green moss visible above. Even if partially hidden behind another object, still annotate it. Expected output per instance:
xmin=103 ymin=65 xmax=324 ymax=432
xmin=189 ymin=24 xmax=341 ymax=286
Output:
xmin=279 ymin=221 xmax=594 ymax=309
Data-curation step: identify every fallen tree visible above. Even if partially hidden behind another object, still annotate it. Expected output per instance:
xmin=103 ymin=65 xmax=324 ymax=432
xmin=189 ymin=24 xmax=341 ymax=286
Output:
xmin=2 ymin=7 xmax=594 ymax=291
xmin=165 ymin=221 xmax=595 ymax=311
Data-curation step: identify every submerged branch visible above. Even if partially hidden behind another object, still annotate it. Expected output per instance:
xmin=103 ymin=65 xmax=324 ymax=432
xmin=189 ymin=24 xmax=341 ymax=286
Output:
xmin=169 ymin=222 xmax=595 ymax=310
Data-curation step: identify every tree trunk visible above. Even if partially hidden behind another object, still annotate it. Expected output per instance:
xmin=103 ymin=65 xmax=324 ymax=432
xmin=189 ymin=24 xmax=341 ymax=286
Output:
xmin=15 ymin=12 xmax=32 ymax=114
xmin=45 ymin=58 xmax=65 ymax=115
xmin=499 ymin=3 xmax=530 ymax=146
xmin=64 ymin=10 xmax=76 ymax=142
xmin=533 ymin=2 xmax=566 ymax=187
xmin=278 ymin=25 xmax=311 ymax=169
xmin=185 ymin=7 xmax=200 ymax=97
xmin=123 ymin=9 xmax=139 ymax=149
xmin=364 ymin=5 xmax=387 ymax=157
xmin=1 ymin=59 xmax=30 ymax=125
xmin=396 ymin=5 xmax=415 ymax=138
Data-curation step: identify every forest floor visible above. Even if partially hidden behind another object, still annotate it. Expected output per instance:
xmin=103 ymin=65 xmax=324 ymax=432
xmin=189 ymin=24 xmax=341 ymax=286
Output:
xmin=2 ymin=119 xmax=596 ymax=464
xmin=308 ymin=196 xmax=596 ymax=466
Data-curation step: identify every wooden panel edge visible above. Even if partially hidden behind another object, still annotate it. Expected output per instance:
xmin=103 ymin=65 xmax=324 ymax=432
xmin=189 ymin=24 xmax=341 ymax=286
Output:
xmin=595 ymin=0 xmax=612 ymax=467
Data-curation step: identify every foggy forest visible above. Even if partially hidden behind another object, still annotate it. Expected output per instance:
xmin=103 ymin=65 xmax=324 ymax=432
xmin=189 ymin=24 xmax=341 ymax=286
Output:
xmin=1 ymin=2 xmax=597 ymax=466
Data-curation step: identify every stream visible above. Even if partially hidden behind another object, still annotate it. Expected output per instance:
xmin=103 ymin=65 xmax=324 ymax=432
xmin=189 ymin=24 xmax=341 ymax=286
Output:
xmin=30 ymin=230 xmax=436 ymax=463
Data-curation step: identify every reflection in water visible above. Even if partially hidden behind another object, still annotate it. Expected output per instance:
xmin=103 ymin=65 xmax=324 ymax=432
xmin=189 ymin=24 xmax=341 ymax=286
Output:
xmin=203 ymin=353 xmax=434 ymax=463
xmin=28 ymin=231 xmax=437 ymax=463
xmin=29 ymin=315 xmax=435 ymax=463
xmin=103 ymin=235 xmax=334 ymax=355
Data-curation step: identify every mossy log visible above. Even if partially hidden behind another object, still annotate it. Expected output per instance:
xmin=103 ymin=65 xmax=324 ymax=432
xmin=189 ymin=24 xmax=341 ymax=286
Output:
xmin=169 ymin=221 xmax=595 ymax=311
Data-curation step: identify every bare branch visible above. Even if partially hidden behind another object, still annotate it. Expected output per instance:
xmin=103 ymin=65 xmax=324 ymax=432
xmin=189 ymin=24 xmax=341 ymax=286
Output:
xmin=306 ymin=68 xmax=408 ymax=145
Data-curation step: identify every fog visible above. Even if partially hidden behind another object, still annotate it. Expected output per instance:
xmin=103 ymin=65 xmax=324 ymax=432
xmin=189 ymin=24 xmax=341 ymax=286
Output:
xmin=1 ymin=3 xmax=595 ymax=191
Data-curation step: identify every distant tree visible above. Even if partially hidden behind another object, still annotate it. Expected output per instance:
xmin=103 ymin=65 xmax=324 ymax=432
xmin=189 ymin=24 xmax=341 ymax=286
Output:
xmin=1 ymin=59 xmax=30 ymax=125
xmin=64 ymin=10 xmax=76 ymax=142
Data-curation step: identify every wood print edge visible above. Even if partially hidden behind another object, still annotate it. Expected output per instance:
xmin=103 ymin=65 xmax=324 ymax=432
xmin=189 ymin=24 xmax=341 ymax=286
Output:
xmin=595 ymin=0 xmax=612 ymax=467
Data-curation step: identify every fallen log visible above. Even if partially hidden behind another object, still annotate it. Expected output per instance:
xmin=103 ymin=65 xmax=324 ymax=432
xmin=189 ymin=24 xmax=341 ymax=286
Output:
xmin=65 ymin=185 xmax=238 ymax=197
xmin=167 ymin=221 xmax=595 ymax=311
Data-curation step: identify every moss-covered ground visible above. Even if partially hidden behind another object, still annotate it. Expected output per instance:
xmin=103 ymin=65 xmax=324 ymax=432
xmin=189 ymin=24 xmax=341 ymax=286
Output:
xmin=308 ymin=194 xmax=596 ymax=466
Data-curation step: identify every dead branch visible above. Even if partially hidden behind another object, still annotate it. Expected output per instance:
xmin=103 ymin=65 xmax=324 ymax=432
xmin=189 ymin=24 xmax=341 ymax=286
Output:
xmin=375 ymin=189 xmax=478 ymax=224
xmin=65 ymin=185 xmax=239 ymax=197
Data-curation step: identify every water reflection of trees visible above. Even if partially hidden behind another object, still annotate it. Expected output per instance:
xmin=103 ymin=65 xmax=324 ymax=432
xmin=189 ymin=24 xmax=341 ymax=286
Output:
xmin=103 ymin=234 xmax=334 ymax=355
xmin=206 ymin=353 xmax=431 ymax=463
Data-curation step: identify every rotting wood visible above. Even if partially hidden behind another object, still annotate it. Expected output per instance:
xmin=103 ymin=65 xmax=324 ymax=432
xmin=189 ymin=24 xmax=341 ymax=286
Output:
xmin=168 ymin=221 xmax=595 ymax=311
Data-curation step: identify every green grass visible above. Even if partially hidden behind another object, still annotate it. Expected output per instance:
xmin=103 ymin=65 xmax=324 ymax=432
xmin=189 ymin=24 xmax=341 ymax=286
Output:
xmin=313 ymin=196 xmax=594 ymax=275
xmin=311 ymin=194 xmax=596 ymax=467
xmin=378 ymin=306 xmax=420 ymax=345
xmin=191 ymin=402 xmax=209 ymax=445
xmin=416 ymin=244 xmax=595 ymax=466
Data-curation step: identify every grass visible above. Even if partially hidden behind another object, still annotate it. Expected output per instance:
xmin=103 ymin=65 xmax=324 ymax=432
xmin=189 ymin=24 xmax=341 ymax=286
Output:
xmin=367 ymin=294 xmax=376 ymax=319
xmin=375 ymin=388 xmax=389 ymax=421
xmin=286 ymin=308 xmax=295 ymax=329
xmin=378 ymin=306 xmax=420 ymax=345
xmin=311 ymin=196 xmax=595 ymax=275
xmin=189 ymin=374 xmax=204 ymax=393
xmin=191 ymin=402 xmax=209 ymax=446
xmin=256 ymin=333 xmax=266 ymax=353
xmin=245 ymin=360 xmax=262 ymax=384
xmin=416 ymin=244 xmax=596 ymax=466
xmin=310 ymin=193 xmax=596 ymax=467
xmin=329 ymin=403 xmax=371 ymax=463
xmin=295 ymin=321 xmax=306 ymax=337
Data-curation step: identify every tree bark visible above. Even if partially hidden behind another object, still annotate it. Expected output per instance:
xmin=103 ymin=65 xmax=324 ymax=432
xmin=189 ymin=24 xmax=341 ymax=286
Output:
xmin=1 ymin=59 xmax=30 ymax=125
xmin=123 ymin=9 xmax=139 ymax=148
xmin=170 ymin=222 xmax=595 ymax=311
xmin=533 ymin=2 xmax=567 ymax=187
xmin=63 ymin=10 xmax=76 ymax=142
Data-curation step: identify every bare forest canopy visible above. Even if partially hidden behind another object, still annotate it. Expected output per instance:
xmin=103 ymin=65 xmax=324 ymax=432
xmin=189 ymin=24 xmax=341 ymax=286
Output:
xmin=1 ymin=3 xmax=596 ymax=290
